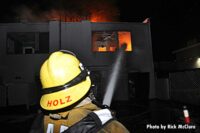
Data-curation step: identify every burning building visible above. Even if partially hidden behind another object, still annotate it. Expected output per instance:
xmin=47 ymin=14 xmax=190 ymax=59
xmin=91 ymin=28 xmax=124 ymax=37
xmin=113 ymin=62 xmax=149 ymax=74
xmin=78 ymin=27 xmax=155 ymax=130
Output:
xmin=0 ymin=20 xmax=155 ymax=107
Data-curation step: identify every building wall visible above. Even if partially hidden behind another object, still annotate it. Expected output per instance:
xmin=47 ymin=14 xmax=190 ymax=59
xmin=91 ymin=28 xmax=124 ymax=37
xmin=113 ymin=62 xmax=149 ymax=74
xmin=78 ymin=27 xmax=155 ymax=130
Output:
xmin=61 ymin=21 xmax=155 ymax=100
xmin=170 ymin=44 xmax=200 ymax=105
xmin=174 ymin=43 xmax=200 ymax=70
xmin=0 ymin=21 xmax=155 ymax=106
xmin=0 ymin=23 xmax=49 ymax=106
xmin=169 ymin=70 xmax=200 ymax=105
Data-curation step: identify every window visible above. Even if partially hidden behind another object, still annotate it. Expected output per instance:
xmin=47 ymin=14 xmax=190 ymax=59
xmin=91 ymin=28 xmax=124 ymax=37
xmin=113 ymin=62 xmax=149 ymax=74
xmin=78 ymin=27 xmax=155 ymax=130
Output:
xmin=7 ymin=32 xmax=49 ymax=54
xmin=92 ymin=31 xmax=132 ymax=52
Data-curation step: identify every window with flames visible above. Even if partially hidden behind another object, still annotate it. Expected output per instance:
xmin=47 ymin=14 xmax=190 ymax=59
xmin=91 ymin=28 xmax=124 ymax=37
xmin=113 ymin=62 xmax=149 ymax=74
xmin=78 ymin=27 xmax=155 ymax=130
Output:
xmin=92 ymin=31 xmax=132 ymax=52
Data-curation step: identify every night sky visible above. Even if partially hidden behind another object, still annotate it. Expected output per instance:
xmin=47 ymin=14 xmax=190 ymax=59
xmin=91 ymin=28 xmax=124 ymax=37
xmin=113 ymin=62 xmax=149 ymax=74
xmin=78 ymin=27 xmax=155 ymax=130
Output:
xmin=1 ymin=0 xmax=200 ymax=61
xmin=118 ymin=1 xmax=200 ymax=61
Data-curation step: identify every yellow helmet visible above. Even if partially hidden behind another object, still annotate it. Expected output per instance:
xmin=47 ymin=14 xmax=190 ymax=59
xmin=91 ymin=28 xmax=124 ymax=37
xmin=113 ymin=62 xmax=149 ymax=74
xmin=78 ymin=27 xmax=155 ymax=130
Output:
xmin=40 ymin=50 xmax=91 ymax=111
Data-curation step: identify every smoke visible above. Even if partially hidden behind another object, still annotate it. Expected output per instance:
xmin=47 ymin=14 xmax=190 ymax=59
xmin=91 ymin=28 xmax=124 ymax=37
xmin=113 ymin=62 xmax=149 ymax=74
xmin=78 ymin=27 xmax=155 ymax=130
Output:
xmin=14 ymin=0 xmax=119 ymax=22
xmin=14 ymin=5 xmax=47 ymax=22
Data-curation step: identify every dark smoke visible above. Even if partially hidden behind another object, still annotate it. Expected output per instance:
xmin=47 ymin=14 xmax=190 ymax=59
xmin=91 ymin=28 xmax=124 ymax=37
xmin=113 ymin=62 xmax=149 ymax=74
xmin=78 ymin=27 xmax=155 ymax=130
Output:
xmin=13 ymin=0 xmax=119 ymax=22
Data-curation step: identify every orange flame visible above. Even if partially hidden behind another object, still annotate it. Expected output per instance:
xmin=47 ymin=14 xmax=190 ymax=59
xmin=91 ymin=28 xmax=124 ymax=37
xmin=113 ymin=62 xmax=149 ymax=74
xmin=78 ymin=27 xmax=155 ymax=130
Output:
xmin=43 ymin=0 xmax=119 ymax=22
xmin=92 ymin=31 xmax=132 ymax=52
xmin=45 ymin=9 xmax=118 ymax=22
xmin=98 ymin=47 xmax=107 ymax=52
xmin=118 ymin=32 xmax=132 ymax=51
xmin=16 ymin=0 xmax=119 ymax=23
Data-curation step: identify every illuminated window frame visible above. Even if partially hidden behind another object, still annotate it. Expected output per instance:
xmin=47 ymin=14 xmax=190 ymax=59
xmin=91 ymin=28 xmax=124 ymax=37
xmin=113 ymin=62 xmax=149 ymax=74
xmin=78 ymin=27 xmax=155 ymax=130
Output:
xmin=92 ymin=31 xmax=132 ymax=52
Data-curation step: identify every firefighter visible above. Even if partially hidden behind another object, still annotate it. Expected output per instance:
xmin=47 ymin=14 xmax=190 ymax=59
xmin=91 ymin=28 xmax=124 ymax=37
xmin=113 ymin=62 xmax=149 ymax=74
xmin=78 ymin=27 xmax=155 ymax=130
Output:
xmin=30 ymin=50 xmax=130 ymax=133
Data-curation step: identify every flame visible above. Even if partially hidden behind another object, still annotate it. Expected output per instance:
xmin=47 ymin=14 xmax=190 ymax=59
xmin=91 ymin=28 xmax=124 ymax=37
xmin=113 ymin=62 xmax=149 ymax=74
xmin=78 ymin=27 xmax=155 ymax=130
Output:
xmin=16 ymin=0 xmax=119 ymax=23
xmin=44 ymin=0 xmax=119 ymax=22
xmin=45 ymin=9 xmax=118 ymax=22
xmin=109 ymin=47 xmax=116 ymax=51
xmin=92 ymin=31 xmax=132 ymax=52
xmin=90 ymin=14 xmax=107 ymax=22
xmin=97 ymin=46 xmax=116 ymax=52
xmin=118 ymin=32 xmax=132 ymax=51
xmin=98 ymin=47 xmax=107 ymax=52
